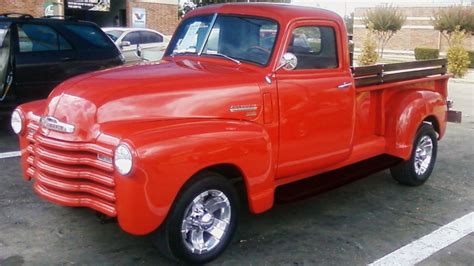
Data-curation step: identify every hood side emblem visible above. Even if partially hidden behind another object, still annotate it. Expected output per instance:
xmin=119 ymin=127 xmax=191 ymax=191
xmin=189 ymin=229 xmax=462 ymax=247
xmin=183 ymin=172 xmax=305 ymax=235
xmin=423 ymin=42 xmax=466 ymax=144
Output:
xmin=40 ymin=116 xmax=75 ymax=134
xmin=229 ymin=104 xmax=258 ymax=113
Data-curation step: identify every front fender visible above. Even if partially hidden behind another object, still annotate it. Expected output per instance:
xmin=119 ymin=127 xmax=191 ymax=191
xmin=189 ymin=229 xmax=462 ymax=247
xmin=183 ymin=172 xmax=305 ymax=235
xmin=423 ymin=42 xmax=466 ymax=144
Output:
xmin=107 ymin=119 xmax=275 ymax=235
xmin=385 ymin=90 xmax=446 ymax=160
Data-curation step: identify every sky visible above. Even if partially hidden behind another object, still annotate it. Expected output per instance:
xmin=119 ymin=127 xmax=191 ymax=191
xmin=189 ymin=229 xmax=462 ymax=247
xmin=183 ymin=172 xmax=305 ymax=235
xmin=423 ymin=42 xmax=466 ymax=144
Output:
xmin=291 ymin=0 xmax=470 ymax=16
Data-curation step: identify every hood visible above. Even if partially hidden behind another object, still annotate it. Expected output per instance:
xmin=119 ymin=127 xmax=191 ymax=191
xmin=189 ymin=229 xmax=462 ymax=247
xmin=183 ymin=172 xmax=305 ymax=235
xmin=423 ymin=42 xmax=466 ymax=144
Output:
xmin=41 ymin=59 xmax=265 ymax=142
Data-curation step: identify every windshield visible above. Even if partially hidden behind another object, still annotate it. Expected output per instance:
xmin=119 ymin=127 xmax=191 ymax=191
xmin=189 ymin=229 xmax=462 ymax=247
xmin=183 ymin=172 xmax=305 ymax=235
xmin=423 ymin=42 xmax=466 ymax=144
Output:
xmin=166 ymin=14 xmax=278 ymax=66
xmin=105 ymin=30 xmax=123 ymax=42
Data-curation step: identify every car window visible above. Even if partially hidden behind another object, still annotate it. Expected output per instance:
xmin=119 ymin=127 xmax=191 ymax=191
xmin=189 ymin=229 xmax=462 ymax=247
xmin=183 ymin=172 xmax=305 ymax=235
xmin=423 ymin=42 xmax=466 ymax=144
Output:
xmin=287 ymin=26 xmax=338 ymax=70
xmin=140 ymin=31 xmax=163 ymax=44
xmin=105 ymin=30 xmax=123 ymax=42
xmin=122 ymin=31 xmax=140 ymax=45
xmin=17 ymin=24 xmax=73 ymax=52
xmin=64 ymin=24 xmax=113 ymax=49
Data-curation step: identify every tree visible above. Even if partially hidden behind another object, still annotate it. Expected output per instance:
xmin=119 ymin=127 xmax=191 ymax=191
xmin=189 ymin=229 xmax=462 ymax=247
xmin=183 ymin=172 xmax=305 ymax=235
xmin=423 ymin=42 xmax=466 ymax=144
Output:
xmin=432 ymin=6 xmax=474 ymax=45
xmin=358 ymin=23 xmax=378 ymax=66
xmin=363 ymin=5 xmax=406 ymax=58
xmin=446 ymin=26 xmax=471 ymax=78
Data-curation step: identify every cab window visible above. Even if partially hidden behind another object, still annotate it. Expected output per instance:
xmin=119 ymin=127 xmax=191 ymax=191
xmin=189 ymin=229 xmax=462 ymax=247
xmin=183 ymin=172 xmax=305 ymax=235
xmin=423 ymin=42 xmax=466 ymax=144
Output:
xmin=287 ymin=26 xmax=338 ymax=70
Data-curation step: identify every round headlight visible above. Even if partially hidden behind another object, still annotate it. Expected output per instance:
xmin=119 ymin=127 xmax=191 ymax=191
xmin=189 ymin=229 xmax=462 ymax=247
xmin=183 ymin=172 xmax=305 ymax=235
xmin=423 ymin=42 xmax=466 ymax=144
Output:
xmin=11 ymin=109 xmax=24 ymax=135
xmin=114 ymin=143 xmax=133 ymax=175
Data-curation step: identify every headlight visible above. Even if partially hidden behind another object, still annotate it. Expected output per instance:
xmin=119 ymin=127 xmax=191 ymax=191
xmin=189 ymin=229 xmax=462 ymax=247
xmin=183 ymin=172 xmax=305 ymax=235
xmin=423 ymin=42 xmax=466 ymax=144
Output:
xmin=114 ymin=143 xmax=133 ymax=175
xmin=11 ymin=109 xmax=24 ymax=135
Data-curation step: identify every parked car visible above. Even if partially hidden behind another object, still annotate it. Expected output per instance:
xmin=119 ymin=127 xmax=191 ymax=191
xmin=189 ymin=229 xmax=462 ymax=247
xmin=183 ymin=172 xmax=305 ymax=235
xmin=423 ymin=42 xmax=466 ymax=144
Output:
xmin=13 ymin=4 xmax=461 ymax=264
xmin=103 ymin=27 xmax=169 ymax=63
xmin=0 ymin=13 xmax=124 ymax=116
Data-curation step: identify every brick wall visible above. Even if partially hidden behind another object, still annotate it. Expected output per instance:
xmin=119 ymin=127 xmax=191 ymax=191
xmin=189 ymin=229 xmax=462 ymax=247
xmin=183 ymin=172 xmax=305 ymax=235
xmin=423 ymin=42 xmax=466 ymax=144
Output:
xmin=127 ymin=0 xmax=179 ymax=35
xmin=353 ymin=6 xmax=474 ymax=54
xmin=0 ymin=0 xmax=46 ymax=18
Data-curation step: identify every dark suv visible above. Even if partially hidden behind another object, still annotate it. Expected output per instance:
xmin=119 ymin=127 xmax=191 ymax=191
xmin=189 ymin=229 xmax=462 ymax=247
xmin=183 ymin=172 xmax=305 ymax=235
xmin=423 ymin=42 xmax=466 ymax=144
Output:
xmin=0 ymin=14 xmax=124 ymax=115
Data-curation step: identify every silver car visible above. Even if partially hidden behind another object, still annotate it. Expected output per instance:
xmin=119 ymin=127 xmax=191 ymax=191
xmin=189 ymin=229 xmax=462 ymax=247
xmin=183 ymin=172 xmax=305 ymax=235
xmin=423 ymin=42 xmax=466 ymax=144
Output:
xmin=103 ymin=27 xmax=169 ymax=63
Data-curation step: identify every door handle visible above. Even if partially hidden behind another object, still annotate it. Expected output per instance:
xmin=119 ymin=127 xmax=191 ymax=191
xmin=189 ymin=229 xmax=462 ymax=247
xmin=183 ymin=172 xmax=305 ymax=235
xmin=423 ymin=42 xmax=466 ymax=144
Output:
xmin=337 ymin=82 xmax=352 ymax=89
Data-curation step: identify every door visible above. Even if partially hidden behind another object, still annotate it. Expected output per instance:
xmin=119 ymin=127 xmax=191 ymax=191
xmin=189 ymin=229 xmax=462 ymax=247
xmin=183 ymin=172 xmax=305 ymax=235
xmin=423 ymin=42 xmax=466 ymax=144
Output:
xmin=0 ymin=22 xmax=12 ymax=101
xmin=276 ymin=21 xmax=355 ymax=178
xmin=120 ymin=31 xmax=141 ymax=62
xmin=13 ymin=23 xmax=76 ymax=102
xmin=139 ymin=31 xmax=166 ymax=61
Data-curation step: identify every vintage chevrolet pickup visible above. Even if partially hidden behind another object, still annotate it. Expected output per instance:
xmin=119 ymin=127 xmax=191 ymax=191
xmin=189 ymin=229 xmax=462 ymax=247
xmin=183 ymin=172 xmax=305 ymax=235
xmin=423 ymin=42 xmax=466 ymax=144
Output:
xmin=12 ymin=3 xmax=461 ymax=263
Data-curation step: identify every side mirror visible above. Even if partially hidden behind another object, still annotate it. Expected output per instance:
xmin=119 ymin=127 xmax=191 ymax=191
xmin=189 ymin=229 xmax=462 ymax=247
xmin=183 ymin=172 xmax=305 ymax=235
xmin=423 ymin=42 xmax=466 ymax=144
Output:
xmin=279 ymin=52 xmax=298 ymax=71
xmin=120 ymin=41 xmax=131 ymax=48
xmin=264 ymin=52 xmax=298 ymax=84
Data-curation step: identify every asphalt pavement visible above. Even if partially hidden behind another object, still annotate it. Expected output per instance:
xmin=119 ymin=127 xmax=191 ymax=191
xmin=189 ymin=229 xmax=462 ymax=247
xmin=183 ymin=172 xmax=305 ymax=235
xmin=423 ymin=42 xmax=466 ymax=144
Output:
xmin=0 ymin=80 xmax=472 ymax=265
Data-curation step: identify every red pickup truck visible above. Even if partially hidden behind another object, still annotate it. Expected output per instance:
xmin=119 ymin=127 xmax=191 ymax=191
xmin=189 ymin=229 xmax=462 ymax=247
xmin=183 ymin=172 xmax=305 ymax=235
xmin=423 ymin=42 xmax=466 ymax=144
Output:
xmin=12 ymin=3 xmax=461 ymax=264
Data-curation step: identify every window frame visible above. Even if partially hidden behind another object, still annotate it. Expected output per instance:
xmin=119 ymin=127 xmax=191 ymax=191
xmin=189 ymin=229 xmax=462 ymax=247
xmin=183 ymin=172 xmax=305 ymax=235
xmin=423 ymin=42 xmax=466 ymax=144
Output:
xmin=15 ymin=23 xmax=74 ymax=54
xmin=280 ymin=20 xmax=343 ymax=73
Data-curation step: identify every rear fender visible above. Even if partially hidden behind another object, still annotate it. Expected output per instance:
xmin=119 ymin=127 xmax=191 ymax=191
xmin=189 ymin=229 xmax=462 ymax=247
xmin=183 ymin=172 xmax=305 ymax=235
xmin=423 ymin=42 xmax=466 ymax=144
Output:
xmin=385 ymin=90 xmax=446 ymax=160
xmin=111 ymin=119 xmax=275 ymax=235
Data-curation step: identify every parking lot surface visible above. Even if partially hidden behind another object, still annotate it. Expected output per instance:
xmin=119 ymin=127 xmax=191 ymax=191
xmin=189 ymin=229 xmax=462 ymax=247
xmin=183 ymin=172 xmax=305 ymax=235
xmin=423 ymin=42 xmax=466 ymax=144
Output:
xmin=0 ymin=81 xmax=472 ymax=265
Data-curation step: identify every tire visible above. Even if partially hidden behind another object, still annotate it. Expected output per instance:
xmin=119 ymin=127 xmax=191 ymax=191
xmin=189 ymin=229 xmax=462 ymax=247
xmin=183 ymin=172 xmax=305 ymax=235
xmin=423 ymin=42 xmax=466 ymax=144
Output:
xmin=152 ymin=171 xmax=239 ymax=264
xmin=390 ymin=123 xmax=438 ymax=186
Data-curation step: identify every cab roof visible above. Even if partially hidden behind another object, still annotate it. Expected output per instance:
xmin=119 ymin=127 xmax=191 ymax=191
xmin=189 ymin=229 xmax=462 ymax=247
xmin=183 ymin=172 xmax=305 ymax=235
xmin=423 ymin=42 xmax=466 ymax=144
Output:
xmin=185 ymin=3 xmax=343 ymax=25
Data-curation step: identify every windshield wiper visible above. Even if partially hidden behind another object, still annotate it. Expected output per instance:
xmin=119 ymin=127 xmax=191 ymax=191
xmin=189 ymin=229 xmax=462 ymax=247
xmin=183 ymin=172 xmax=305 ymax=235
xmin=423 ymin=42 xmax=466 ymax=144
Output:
xmin=207 ymin=52 xmax=241 ymax=65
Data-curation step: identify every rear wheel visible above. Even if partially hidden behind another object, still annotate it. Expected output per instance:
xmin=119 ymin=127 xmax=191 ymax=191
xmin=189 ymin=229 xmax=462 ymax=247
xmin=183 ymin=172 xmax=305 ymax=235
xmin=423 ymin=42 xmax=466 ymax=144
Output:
xmin=390 ymin=123 xmax=438 ymax=186
xmin=152 ymin=172 xmax=239 ymax=264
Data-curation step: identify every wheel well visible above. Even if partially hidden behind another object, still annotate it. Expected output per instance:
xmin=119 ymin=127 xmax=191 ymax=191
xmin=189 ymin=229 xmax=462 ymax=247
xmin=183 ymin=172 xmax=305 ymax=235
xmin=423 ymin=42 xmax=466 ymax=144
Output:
xmin=196 ymin=164 xmax=249 ymax=211
xmin=423 ymin=115 xmax=440 ymax=135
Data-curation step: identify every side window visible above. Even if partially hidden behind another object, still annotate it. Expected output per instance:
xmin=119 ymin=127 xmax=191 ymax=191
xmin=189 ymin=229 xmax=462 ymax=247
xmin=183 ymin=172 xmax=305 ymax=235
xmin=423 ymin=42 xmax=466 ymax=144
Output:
xmin=287 ymin=26 xmax=338 ymax=70
xmin=141 ymin=31 xmax=163 ymax=44
xmin=122 ymin=32 xmax=140 ymax=45
xmin=64 ymin=24 xmax=113 ymax=49
xmin=17 ymin=24 xmax=72 ymax=52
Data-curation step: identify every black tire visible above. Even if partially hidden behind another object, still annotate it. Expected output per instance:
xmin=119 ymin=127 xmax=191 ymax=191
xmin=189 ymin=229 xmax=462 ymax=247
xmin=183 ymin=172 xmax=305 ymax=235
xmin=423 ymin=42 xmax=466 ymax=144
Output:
xmin=152 ymin=171 xmax=239 ymax=264
xmin=390 ymin=123 xmax=438 ymax=186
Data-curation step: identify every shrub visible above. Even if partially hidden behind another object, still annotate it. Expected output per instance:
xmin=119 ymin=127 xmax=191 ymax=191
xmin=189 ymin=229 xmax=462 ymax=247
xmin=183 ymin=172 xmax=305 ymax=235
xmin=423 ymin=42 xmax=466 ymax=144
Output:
xmin=446 ymin=27 xmax=470 ymax=78
xmin=468 ymin=51 xmax=474 ymax=68
xmin=414 ymin=48 xmax=439 ymax=60
xmin=358 ymin=26 xmax=378 ymax=66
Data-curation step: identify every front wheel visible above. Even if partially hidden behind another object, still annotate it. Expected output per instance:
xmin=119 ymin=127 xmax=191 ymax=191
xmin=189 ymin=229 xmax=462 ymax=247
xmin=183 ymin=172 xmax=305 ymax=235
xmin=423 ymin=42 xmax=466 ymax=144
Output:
xmin=390 ymin=123 xmax=438 ymax=186
xmin=152 ymin=172 xmax=239 ymax=264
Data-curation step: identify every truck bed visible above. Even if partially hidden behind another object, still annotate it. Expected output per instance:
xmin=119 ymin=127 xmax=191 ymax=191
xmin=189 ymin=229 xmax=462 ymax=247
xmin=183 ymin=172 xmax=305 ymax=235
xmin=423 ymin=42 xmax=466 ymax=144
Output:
xmin=351 ymin=59 xmax=447 ymax=88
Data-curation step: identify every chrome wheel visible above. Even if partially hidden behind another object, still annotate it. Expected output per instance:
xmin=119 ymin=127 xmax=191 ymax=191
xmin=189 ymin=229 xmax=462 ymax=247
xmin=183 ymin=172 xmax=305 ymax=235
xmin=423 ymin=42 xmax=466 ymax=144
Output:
xmin=181 ymin=189 xmax=231 ymax=254
xmin=414 ymin=135 xmax=433 ymax=175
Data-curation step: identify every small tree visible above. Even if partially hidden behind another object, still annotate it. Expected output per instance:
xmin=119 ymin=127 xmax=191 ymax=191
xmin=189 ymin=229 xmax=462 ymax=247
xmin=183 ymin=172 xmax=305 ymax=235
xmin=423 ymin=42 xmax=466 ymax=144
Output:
xmin=358 ymin=24 xmax=379 ymax=66
xmin=447 ymin=27 xmax=471 ymax=78
xmin=432 ymin=6 xmax=474 ymax=45
xmin=363 ymin=5 xmax=406 ymax=58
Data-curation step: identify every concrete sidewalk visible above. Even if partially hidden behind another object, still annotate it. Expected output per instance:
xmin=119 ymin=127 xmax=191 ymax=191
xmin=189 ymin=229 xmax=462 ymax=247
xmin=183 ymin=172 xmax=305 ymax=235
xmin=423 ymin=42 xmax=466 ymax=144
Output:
xmin=451 ymin=69 xmax=474 ymax=84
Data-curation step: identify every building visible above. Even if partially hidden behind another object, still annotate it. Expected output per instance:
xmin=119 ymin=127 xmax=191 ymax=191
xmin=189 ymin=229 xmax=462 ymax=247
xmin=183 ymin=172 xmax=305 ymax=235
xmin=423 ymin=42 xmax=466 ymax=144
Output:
xmin=0 ymin=0 xmax=179 ymax=35
xmin=353 ymin=6 xmax=474 ymax=58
